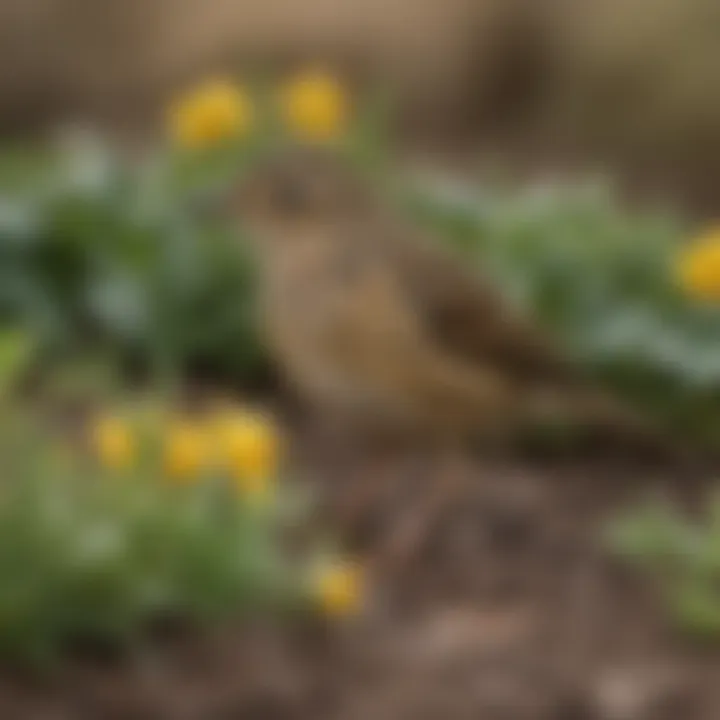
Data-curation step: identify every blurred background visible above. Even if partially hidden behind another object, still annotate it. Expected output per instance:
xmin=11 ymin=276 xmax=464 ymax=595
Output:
xmin=2 ymin=0 xmax=719 ymax=214
xmin=1 ymin=2 xmax=720 ymax=717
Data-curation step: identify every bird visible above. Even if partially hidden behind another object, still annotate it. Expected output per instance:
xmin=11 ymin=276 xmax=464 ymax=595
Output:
xmin=224 ymin=144 xmax=685 ymax=567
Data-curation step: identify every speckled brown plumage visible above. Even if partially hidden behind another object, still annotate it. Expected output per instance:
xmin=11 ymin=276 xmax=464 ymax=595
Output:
xmin=229 ymin=145 xmax=666 ymax=454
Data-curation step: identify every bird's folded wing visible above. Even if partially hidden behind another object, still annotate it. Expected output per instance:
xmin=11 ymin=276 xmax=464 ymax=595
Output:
xmin=326 ymin=257 xmax=517 ymax=426
xmin=377 ymin=219 xmax=580 ymax=387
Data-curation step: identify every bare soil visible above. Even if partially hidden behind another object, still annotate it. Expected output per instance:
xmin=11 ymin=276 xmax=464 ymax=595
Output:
xmin=1 ymin=410 xmax=719 ymax=720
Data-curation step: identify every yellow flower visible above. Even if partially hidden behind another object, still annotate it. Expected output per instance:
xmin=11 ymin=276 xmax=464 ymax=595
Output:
xmin=235 ymin=471 xmax=270 ymax=497
xmin=92 ymin=415 xmax=134 ymax=471
xmin=216 ymin=410 xmax=279 ymax=493
xmin=677 ymin=228 xmax=720 ymax=301
xmin=163 ymin=421 xmax=208 ymax=482
xmin=169 ymin=78 xmax=253 ymax=149
xmin=314 ymin=561 xmax=364 ymax=616
xmin=281 ymin=70 xmax=348 ymax=141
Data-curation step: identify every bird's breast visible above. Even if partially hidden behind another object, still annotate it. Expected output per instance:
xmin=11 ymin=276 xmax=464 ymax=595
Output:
xmin=257 ymin=248 xmax=415 ymax=420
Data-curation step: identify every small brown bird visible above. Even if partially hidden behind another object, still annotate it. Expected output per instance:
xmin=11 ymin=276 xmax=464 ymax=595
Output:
xmin=226 ymin=145 xmax=680 ymax=565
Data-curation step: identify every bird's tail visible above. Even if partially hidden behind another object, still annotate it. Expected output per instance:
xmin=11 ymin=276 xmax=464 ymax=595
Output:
xmin=517 ymin=386 xmax=695 ymax=465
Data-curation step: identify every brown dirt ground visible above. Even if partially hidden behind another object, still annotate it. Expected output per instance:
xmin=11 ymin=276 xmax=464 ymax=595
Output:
xmin=1 ymin=409 xmax=719 ymax=720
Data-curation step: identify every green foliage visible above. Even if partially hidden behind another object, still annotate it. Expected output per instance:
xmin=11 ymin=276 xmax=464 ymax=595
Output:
xmin=0 ymin=401 xmax=311 ymax=667
xmin=0 ymin=91 xmax=394 ymax=385
xmin=406 ymin=181 xmax=720 ymax=442
xmin=0 ymin=330 xmax=34 ymax=398
xmin=607 ymin=495 xmax=720 ymax=639
xmin=0 ymin=132 xmax=262 ymax=382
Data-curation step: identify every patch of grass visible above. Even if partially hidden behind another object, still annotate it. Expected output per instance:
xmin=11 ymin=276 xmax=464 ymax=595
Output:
xmin=607 ymin=496 xmax=720 ymax=640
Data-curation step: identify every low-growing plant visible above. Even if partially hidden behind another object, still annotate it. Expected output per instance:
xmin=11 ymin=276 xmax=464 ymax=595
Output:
xmin=607 ymin=495 xmax=720 ymax=639
xmin=0 ymin=133 xmax=263 ymax=383
xmin=0 ymin=341 xmax=362 ymax=666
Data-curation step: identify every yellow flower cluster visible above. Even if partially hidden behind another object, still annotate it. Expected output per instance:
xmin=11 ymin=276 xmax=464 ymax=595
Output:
xmin=677 ymin=227 xmax=720 ymax=302
xmin=169 ymin=69 xmax=348 ymax=149
xmin=280 ymin=70 xmax=348 ymax=142
xmin=92 ymin=415 xmax=134 ymax=471
xmin=90 ymin=405 xmax=365 ymax=616
xmin=169 ymin=78 xmax=253 ymax=150
xmin=163 ymin=421 xmax=207 ymax=483
xmin=214 ymin=411 xmax=280 ymax=493
xmin=314 ymin=561 xmax=364 ymax=616
xmin=91 ymin=405 xmax=280 ymax=496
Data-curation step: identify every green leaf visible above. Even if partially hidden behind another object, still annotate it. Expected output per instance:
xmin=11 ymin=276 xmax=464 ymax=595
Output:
xmin=0 ymin=329 xmax=34 ymax=397
xmin=671 ymin=581 xmax=720 ymax=639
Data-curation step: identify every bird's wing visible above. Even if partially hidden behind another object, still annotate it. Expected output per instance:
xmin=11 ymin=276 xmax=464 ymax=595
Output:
xmin=296 ymin=239 xmax=517 ymax=429
xmin=371 ymin=217 xmax=581 ymax=388
xmin=337 ymin=216 xmax=673 ymax=452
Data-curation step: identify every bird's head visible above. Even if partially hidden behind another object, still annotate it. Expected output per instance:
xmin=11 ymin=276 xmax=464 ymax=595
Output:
xmin=224 ymin=145 xmax=374 ymax=249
